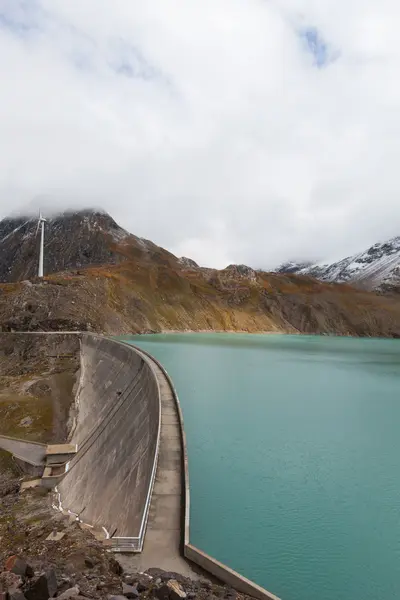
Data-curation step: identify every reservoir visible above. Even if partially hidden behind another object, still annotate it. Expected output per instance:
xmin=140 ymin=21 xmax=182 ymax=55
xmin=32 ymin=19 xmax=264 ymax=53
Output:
xmin=122 ymin=333 xmax=400 ymax=600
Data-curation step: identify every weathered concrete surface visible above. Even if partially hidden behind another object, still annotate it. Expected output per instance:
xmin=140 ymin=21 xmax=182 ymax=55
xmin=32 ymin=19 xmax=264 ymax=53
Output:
xmin=58 ymin=334 xmax=160 ymax=540
xmin=119 ymin=351 xmax=195 ymax=576
xmin=0 ymin=435 xmax=46 ymax=466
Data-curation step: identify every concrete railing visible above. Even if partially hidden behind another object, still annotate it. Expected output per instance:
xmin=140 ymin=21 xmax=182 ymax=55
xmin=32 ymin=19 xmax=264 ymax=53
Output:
xmin=0 ymin=435 xmax=47 ymax=466
xmin=57 ymin=334 xmax=161 ymax=550
xmin=129 ymin=345 xmax=280 ymax=600
xmin=101 ymin=337 xmax=162 ymax=553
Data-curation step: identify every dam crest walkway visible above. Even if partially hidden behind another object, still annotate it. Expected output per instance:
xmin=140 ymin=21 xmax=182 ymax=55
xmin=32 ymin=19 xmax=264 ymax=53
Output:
xmin=119 ymin=348 xmax=195 ymax=577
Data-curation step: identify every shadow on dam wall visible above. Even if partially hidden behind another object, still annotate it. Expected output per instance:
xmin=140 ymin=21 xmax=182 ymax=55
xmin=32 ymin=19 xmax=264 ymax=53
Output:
xmin=58 ymin=334 xmax=160 ymax=547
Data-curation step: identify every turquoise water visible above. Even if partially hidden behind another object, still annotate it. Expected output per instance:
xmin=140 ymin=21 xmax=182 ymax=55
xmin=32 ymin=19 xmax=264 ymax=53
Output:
xmin=122 ymin=333 xmax=400 ymax=600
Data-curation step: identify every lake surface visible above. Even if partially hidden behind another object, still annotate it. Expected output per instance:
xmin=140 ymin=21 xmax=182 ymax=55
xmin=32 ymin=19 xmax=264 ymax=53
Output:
xmin=121 ymin=333 xmax=400 ymax=600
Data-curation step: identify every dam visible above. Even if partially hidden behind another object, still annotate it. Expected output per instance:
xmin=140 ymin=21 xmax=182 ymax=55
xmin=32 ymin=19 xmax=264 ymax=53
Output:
xmin=56 ymin=334 xmax=160 ymax=546
xmin=125 ymin=332 xmax=400 ymax=600
xmin=0 ymin=332 xmax=278 ymax=600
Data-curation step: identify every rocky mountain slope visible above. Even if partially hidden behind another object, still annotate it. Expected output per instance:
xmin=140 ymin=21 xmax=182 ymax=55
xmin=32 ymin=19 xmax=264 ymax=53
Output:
xmin=1 ymin=255 xmax=400 ymax=337
xmin=275 ymin=261 xmax=313 ymax=275
xmin=0 ymin=209 xmax=157 ymax=282
xmin=277 ymin=236 xmax=400 ymax=290
xmin=1 ymin=207 xmax=400 ymax=337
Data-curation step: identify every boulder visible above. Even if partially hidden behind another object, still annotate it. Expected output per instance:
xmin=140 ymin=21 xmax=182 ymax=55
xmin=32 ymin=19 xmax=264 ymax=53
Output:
xmin=44 ymin=570 xmax=58 ymax=598
xmin=1 ymin=570 xmax=27 ymax=600
xmin=155 ymin=572 xmax=189 ymax=586
xmin=5 ymin=557 xmax=34 ymax=579
xmin=167 ymin=580 xmax=187 ymax=600
xmin=56 ymin=586 xmax=80 ymax=600
xmin=9 ymin=591 xmax=27 ymax=600
xmin=121 ymin=583 xmax=139 ymax=599
xmin=24 ymin=571 xmax=58 ymax=600
xmin=155 ymin=580 xmax=186 ymax=600
xmin=137 ymin=580 xmax=150 ymax=593
xmin=154 ymin=585 xmax=170 ymax=600
xmin=108 ymin=559 xmax=123 ymax=576
xmin=0 ymin=572 xmax=23 ymax=590
xmin=131 ymin=574 xmax=152 ymax=593
xmin=145 ymin=569 xmax=166 ymax=579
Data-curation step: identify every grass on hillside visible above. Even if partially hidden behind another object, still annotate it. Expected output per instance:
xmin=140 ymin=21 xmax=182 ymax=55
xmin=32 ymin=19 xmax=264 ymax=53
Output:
xmin=0 ymin=393 xmax=53 ymax=443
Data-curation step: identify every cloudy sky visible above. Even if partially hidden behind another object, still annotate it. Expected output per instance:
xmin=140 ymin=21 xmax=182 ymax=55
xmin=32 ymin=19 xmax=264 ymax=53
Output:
xmin=1 ymin=0 xmax=400 ymax=268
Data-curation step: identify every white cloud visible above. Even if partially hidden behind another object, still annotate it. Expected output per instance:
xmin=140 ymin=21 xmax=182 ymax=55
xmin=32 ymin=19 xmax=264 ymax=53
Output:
xmin=1 ymin=0 xmax=400 ymax=268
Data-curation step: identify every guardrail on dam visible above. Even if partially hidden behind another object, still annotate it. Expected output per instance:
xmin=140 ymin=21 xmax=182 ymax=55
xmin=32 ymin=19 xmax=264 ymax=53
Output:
xmin=57 ymin=334 xmax=161 ymax=550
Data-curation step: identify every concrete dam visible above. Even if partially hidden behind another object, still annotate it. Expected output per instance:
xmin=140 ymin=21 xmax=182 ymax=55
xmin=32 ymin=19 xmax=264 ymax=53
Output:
xmin=0 ymin=332 xmax=278 ymax=600
xmin=58 ymin=334 xmax=160 ymax=548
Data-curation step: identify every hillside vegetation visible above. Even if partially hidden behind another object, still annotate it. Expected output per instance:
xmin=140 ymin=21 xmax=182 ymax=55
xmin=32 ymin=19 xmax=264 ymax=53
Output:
xmin=1 ymin=209 xmax=399 ymax=337
xmin=1 ymin=257 xmax=400 ymax=337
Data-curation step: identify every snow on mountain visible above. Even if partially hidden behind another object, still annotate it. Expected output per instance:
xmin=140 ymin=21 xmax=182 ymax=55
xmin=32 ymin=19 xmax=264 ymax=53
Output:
xmin=282 ymin=236 xmax=400 ymax=290
xmin=275 ymin=260 xmax=314 ymax=274
xmin=178 ymin=256 xmax=199 ymax=269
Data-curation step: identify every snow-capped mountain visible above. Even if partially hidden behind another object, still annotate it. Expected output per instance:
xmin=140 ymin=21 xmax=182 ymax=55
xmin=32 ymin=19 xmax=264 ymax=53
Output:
xmin=279 ymin=236 xmax=400 ymax=290
xmin=275 ymin=261 xmax=313 ymax=274
xmin=178 ymin=256 xmax=199 ymax=269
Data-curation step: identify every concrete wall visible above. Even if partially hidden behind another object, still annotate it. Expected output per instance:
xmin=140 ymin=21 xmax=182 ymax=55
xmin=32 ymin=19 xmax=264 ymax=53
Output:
xmin=0 ymin=435 xmax=47 ymax=466
xmin=58 ymin=334 xmax=160 ymax=545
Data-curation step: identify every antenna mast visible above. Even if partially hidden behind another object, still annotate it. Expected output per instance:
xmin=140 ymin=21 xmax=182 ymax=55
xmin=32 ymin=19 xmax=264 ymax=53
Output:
xmin=36 ymin=211 xmax=46 ymax=278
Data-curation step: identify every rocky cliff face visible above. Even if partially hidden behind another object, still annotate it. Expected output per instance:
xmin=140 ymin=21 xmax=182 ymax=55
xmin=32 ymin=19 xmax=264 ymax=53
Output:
xmin=223 ymin=264 xmax=257 ymax=281
xmin=0 ymin=209 xmax=135 ymax=282
xmin=178 ymin=257 xmax=199 ymax=269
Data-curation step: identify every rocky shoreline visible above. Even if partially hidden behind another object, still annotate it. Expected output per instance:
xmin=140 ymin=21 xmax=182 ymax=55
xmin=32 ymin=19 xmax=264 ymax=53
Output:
xmin=0 ymin=555 xmax=252 ymax=600
xmin=0 ymin=466 xmax=255 ymax=600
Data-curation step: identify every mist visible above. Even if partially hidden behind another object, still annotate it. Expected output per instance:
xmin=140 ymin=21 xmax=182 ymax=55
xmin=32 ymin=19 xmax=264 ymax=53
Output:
xmin=1 ymin=1 xmax=400 ymax=268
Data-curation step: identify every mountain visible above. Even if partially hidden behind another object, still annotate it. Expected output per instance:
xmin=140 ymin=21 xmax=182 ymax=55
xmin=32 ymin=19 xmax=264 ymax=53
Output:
xmin=277 ymin=236 xmax=400 ymax=291
xmin=178 ymin=256 xmax=199 ymax=269
xmin=275 ymin=261 xmax=314 ymax=275
xmin=0 ymin=209 xmax=181 ymax=283
xmin=1 ymin=207 xmax=400 ymax=337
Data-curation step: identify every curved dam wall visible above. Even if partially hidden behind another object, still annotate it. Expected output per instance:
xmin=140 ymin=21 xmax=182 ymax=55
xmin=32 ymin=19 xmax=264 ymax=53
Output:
xmin=58 ymin=334 xmax=160 ymax=547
